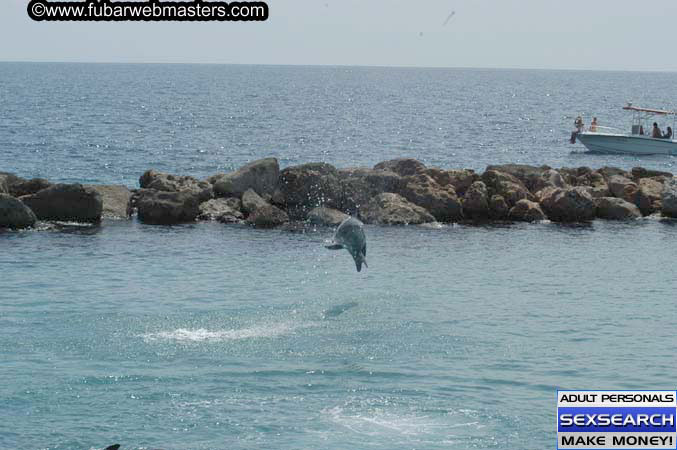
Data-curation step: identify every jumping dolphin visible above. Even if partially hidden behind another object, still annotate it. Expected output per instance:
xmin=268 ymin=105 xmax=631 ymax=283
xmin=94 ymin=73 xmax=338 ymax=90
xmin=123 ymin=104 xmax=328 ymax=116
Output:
xmin=325 ymin=217 xmax=368 ymax=272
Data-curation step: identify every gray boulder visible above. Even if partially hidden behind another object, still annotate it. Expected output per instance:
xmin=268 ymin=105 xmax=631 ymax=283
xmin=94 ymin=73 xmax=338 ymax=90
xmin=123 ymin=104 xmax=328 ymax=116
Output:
xmin=534 ymin=186 xmax=558 ymax=203
xmin=481 ymin=170 xmax=534 ymax=207
xmin=608 ymin=175 xmax=638 ymax=202
xmin=631 ymin=167 xmax=673 ymax=181
xmin=539 ymin=179 xmax=607 ymax=202
xmin=0 ymin=172 xmax=51 ymax=197
xmin=578 ymin=170 xmax=608 ymax=189
xmin=239 ymin=188 xmax=289 ymax=228
xmin=424 ymin=168 xmax=479 ymax=195
xmin=0 ymin=172 xmax=23 ymax=195
xmin=210 ymin=157 xmax=279 ymax=198
xmin=508 ymin=199 xmax=546 ymax=222
xmin=198 ymin=198 xmax=243 ymax=222
xmin=633 ymin=178 xmax=664 ymax=215
xmin=562 ymin=169 xmax=610 ymax=198
xmin=489 ymin=194 xmax=510 ymax=220
xmin=558 ymin=167 xmax=593 ymax=186
xmin=360 ymin=193 xmax=435 ymax=225
xmin=307 ymin=207 xmax=349 ymax=227
xmin=540 ymin=186 xmax=595 ymax=222
xmin=399 ymin=173 xmax=463 ymax=222
xmin=338 ymin=167 xmax=406 ymax=215
xmin=246 ymin=204 xmax=289 ymax=228
xmin=461 ymin=181 xmax=489 ymax=220
xmin=594 ymin=197 xmax=641 ymax=220
xmin=584 ymin=170 xmax=607 ymax=187
xmin=139 ymin=170 xmax=212 ymax=202
xmin=374 ymin=158 xmax=426 ymax=177
xmin=242 ymin=189 xmax=269 ymax=214
xmin=21 ymin=183 xmax=102 ymax=223
xmin=135 ymin=189 xmax=200 ymax=225
xmin=598 ymin=167 xmax=631 ymax=181
xmin=10 ymin=178 xmax=52 ymax=197
xmin=558 ymin=168 xmax=620 ymax=198
xmin=277 ymin=163 xmax=343 ymax=218
xmin=661 ymin=178 xmax=677 ymax=218
xmin=0 ymin=194 xmax=37 ymax=229
xmin=532 ymin=169 xmax=566 ymax=192
xmin=423 ymin=167 xmax=450 ymax=186
xmin=0 ymin=176 xmax=8 ymax=194
xmin=270 ymin=188 xmax=287 ymax=207
xmin=578 ymin=184 xmax=611 ymax=199
xmin=485 ymin=164 xmax=551 ymax=192
xmin=85 ymin=185 xmax=132 ymax=219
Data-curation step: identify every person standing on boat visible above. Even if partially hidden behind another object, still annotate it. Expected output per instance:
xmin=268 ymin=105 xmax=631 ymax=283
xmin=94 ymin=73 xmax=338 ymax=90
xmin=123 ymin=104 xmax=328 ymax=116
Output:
xmin=575 ymin=116 xmax=584 ymax=132
xmin=590 ymin=117 xmax=598 ymax=132
xmin=570 ymin=116 xmax=585 ymax=143
xmin=652 ymin=122 xmax=662 ymax=138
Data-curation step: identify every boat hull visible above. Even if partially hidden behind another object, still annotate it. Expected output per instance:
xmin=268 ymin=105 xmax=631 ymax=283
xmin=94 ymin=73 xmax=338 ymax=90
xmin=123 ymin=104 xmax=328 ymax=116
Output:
xmin=578 ymin=133 xmax=677 ymax=155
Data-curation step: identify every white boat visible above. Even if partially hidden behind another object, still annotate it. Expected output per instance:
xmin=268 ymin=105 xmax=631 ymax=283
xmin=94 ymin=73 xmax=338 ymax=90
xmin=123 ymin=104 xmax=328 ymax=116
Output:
xmin=574 ymin=104 xmax=677 ymax=155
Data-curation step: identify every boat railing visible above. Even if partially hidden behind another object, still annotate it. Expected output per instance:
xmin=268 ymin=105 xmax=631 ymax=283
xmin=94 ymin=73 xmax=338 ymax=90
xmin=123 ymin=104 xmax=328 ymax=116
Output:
xmin=587 ymin=125 xmax=624 ymax=135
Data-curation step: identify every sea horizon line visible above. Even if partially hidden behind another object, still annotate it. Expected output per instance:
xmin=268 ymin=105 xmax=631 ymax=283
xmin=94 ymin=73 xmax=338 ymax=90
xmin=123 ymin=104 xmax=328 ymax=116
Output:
xmin=1 ymin=59 xmax=677 ymax=74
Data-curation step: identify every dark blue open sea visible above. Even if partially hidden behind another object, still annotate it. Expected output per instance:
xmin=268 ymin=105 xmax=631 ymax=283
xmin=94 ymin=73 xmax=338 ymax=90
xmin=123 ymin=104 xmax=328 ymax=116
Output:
xmin=2 ymin=63 xmax=677 ymax=450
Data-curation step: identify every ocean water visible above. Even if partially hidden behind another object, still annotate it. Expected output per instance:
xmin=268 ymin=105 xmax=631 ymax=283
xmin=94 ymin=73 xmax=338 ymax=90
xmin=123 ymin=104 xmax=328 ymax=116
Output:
xmin=2 ymin=63 xmax=677 ymax=185
xmin=2 ymin=63 xmax=677 ymax=450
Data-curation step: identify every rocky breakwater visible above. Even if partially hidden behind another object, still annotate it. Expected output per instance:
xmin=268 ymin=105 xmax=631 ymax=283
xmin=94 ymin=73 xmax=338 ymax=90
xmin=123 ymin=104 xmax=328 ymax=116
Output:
xmin=2 ymin=159 xmax=676 ymax=231
xmin=1 ymin=171 xmax=131 ymax=229
xmin=126 ymin=158 xmax=676 ymax=227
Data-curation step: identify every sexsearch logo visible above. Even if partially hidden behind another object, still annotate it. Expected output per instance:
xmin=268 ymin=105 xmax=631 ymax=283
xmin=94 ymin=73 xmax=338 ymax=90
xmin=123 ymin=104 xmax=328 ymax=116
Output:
xmin=557 ymin=390 xmax=677 ymax=449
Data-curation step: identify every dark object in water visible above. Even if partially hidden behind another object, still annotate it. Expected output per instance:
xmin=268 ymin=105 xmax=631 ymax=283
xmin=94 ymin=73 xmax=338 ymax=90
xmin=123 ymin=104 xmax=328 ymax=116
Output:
xmin=104 ymin=445 xmax=121 ymax=450
xmin=323 ymin=302 xmax=359 ymax=318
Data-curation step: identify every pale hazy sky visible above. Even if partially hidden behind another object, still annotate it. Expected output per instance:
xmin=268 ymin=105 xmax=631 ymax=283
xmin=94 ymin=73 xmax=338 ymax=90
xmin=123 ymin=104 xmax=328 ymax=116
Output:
xmin=2 ymin=0 xmax=677 ymax=71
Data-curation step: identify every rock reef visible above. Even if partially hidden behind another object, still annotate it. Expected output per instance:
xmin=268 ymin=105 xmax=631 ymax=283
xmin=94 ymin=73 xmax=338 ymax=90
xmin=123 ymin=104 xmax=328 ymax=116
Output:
xmin=2 ymin=159 xmax=677 ymax=230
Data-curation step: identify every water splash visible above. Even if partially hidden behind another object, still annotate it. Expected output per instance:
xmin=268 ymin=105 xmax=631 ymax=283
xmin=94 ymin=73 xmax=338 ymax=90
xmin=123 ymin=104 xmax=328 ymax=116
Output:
xmin=142 ymin=322 xmax=305 ymax=343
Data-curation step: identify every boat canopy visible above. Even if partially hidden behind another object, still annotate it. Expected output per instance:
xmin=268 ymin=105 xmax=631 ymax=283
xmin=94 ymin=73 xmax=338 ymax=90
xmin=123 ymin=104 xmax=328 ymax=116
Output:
xmin=621 ymin=103 xmax=677 ymax=137
xmin=622 ymin=104 xmax=676 ymax=115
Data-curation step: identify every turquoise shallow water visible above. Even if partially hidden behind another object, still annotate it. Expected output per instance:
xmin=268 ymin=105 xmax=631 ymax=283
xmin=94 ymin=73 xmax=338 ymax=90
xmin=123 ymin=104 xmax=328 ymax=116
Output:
xmin=2 ymin=63 xmax=677 ymax=449
xmin=3 ymin=219 xmax=677 ymax=449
